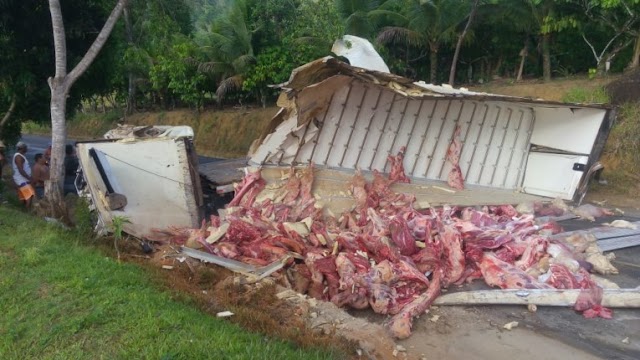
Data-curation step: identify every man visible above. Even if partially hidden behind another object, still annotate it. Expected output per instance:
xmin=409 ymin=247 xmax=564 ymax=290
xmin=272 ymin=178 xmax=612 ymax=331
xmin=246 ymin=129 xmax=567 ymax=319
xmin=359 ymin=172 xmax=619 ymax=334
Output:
xmin=12 ymin=141 xmax=35 ymax=208
xmin=0 ymin=141 xmax=6 ymax=203
xmin=0 ymin=141 xmax=6 ymax=179
xmin=64 ymin=144 xmax=79 ymax=195
xmin=32 ymin=153 xmax=49 ymax=199
xmin=44 ymin=144 xmax=52 ymax=165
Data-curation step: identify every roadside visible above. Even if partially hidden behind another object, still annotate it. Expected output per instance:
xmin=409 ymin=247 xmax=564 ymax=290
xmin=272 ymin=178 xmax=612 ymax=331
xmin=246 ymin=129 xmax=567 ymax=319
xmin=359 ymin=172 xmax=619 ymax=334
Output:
xmin=0 ymin=207 xmax=348 ymax=359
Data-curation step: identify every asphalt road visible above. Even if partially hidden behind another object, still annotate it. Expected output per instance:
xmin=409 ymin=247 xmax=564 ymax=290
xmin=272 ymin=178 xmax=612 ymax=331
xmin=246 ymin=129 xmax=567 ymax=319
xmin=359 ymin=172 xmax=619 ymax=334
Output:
xmin=18 ymin=134 xmax=220 ymax=165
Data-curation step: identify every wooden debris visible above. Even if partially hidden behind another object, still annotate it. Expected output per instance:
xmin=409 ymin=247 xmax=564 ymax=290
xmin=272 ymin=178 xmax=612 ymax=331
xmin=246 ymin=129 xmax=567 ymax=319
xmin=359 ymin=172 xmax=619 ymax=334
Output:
xmin=433 ymin=289 xmax=640 ymax=308
xmin=216 ymin=311 xmax=234 ymax=318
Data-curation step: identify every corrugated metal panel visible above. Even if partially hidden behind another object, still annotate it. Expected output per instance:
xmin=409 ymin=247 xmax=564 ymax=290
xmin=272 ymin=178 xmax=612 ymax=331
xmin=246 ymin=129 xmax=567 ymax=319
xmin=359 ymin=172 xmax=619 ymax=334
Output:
xmin=261 ymin=81 xmax=535 ymax=189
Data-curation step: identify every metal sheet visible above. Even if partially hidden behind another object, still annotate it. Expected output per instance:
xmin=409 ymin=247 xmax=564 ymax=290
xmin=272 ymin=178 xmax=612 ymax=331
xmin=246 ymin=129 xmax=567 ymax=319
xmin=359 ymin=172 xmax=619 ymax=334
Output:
xmin=311 ymin=86 xmax=350 ymax=165
xmin=530 ymin=107 xmax=605 ymax=154
xmin=597 ymin=235 xmax=640 ymax=252
xmin=356 ymin=91 xmax=396 ymax=169
xmin=522 ymin=152 xmax=589 ymax=200
xmin=77 ymin=138 xmax=200 ymax=239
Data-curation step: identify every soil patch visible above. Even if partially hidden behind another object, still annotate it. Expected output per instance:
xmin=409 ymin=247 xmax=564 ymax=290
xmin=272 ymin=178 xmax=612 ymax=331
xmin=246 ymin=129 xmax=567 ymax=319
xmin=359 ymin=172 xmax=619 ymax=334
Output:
xmin=470 ymin=76 xmax=616 ymax=101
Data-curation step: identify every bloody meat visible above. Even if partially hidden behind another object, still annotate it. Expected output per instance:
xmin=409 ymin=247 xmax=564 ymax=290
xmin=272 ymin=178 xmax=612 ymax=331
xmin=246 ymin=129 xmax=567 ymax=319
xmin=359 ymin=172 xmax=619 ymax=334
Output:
xmin=165 ymin=149 xmax=614 ymax=339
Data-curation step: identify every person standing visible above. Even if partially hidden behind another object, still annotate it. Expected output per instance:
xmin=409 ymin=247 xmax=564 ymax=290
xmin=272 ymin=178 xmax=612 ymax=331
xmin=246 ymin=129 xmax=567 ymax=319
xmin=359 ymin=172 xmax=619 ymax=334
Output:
xmin=32 ymin=153 xmax=49 ymax=199
xmin=44 ymin=144 xmax=52 ymax=165
xmin=64 ymin=144 xmax=79 ymax=195
xmin=12 ymin=141 xmax=35 ymax=208
xmin=0 ymin=141 xmax=6 ymax=179
xmin=0 ymin=141 xmax=6 ymax=203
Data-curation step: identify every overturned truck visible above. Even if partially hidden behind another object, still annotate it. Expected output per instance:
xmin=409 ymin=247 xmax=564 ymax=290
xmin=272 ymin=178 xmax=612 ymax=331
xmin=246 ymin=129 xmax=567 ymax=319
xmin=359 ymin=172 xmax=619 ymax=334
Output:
xmin=76 ymin=39 xmax=640 ymax=341
xmin=249 ymin=55 xmax=614 ymax=206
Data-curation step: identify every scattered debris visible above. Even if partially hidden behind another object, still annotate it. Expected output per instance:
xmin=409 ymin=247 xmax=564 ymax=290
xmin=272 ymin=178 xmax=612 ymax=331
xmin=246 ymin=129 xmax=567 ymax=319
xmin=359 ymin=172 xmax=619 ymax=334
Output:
xmin=622 ymin=337 xmax=630 ymax=344
xmin=503 ymin=321 xmax=519 ymax=330
xmin=429 ymin=315 xmax=440 ymax=323
xmin=216 ymin=311 xmax=234 ymax=318
xmin=603 ymin=220 xmax=637 ymax=230
xmin=396 ymin=345 xmax=406 ymax=352
xmin=161 ymin=265 xmax=174 ymax=270
xmin=433 ymin=289 xmax=640 ymax=308
xmin=527 ymin=304 xmax=537 ymax=312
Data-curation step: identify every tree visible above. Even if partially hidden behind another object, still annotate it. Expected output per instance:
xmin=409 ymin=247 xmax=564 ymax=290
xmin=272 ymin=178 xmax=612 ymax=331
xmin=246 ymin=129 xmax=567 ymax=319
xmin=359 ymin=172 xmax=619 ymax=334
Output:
xmin=46 ymin=0 xmax=127 ymax=213
xmin=0 ymin=0 xmax=56 ymax=144
xmin=449 ymin=0 xmax=481 ymax=85
xmin=335 ymin=0 xmax=382 ymax=38
xmin=577 ymin=0 xmax=640 ymax=72
xmin=195 ymin=0 xmax=255 ymax=105
xmin=375 ymin=0 xmax=472 ymax=83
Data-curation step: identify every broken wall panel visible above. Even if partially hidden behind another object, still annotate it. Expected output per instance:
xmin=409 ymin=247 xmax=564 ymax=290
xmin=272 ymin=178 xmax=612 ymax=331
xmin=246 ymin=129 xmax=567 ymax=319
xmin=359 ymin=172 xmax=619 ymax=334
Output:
xmin=530 ymin=107 xmax=606 ymax=154
xmin=77 ymin=138 xmax=201 ymax=238
xmin=339 ymin=86 xmax=383 ymax=169
xmin=252 ymin=79 xmax=535 ymax=189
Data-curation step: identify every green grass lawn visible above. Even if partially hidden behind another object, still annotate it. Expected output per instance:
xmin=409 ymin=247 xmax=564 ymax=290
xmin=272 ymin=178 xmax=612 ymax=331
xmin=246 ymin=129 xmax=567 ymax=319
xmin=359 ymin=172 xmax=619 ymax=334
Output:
xmin=0 ymin=206 xmax=343 ymax=359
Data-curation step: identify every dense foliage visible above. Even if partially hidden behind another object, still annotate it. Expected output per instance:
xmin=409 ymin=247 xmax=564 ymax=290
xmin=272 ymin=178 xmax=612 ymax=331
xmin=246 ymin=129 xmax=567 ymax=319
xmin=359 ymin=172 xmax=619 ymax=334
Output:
xmin=1 ymin=0 xmax=640 ymax=141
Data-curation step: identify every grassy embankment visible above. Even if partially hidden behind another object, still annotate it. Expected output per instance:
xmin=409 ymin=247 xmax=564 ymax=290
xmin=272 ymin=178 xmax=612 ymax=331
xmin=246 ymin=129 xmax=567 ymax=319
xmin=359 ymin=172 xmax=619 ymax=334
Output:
xmin=23 ymin=107 xmax=277 ymax=159
xmin=0 ymin=206 xmax=344 ymax=359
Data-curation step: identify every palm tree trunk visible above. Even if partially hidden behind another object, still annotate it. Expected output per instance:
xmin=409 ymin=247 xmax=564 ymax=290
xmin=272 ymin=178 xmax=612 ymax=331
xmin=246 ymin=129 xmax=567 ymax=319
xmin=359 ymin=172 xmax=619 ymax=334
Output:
xmin=46 ymin=0 xmax=126 ymax=216
xmin=0 ymin=96 xmax=17 ymax=138
xmin=517 ymin=37 xmax=529 ymax=82
xmin=627 ymin=34 xmax=640 ymax=70
xmin=541 ymin=32 xmax=551 ymax=82
xmin=430 ymin=44 xmax=438 ymax=84
xmin=124 ymin=4 xmax=136 ymax=115
xmin=449 ymin=0 xmax=480 ymax=86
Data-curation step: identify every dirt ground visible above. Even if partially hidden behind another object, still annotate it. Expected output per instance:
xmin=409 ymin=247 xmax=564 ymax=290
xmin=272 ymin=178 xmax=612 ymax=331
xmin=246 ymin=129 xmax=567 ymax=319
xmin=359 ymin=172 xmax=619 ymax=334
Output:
xmin=470 ymin=76 xmax=617 ymax=102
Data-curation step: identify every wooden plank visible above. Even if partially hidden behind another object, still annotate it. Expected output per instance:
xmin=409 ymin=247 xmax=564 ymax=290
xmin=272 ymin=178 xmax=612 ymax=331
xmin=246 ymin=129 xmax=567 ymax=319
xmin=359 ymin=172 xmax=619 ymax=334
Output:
xmin=181 ymin=246 xmax=290 ymax=279
xmin=597 ymin=235 xmax=640 ymax=252
xmin=433 ymin=289 xmax=640 ymax=307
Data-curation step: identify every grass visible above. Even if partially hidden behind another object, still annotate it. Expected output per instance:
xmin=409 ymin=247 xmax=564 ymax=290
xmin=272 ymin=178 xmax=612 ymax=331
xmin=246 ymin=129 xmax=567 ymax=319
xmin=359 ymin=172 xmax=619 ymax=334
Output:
xmin=598 ymin=101 xmax=640 ymax=193
xmin=561 ymin=86 xmax=610 ymax=104
xmin=0 ymin=206 xmax=344 ymax=359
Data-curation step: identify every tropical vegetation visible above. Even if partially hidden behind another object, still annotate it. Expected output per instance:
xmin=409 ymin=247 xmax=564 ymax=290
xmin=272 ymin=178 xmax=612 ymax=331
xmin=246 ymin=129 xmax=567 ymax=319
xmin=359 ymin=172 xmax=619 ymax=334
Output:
xmin=1 ymin=0 xmax=640 ymax=144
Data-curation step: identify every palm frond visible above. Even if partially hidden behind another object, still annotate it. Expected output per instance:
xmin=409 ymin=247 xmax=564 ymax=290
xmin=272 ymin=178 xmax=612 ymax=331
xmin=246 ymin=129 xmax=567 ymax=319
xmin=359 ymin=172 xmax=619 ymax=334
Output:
xmin=377 ymin=26 xmax=426 ymax=47
xmin=216 ymin=75 xmax=244 ymax=102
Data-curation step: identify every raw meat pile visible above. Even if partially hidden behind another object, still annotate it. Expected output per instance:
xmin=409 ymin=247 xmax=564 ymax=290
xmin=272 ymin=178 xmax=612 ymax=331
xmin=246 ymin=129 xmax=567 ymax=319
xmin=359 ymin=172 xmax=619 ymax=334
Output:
xmin=160 ymin=151 xmax=615 ymax=339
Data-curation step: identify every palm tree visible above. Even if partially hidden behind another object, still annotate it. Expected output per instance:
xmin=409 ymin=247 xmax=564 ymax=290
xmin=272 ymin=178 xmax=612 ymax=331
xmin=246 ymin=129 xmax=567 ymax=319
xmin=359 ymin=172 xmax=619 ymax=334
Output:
xmin=374 ymin=0 xmax=472 ymax=83
xmin=335 ymin=0 xmax=382 ymax=38
xmin=195 ymin=0 xmax=255 ymax=104
xmin=47 ymin=0 xmax=126 ymax=212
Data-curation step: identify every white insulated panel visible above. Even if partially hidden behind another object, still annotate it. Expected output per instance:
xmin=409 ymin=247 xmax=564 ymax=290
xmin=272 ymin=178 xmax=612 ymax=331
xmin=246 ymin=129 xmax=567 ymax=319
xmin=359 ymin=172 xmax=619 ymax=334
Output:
xmin=384 ymin=99 xmax=424 ymax=173
xmin=355 ymin=90 xmax=396 ymax=169
xmin=405 ymin=99 xmax=439 ymax=176
xmin=370 ymin=97 xmax=409 ymax=171
xmin=522 ymin=152 xmax=589 ymax=200
xmin=325 ymin=83 xmax=367 ymax=167
xmin=310 ymin=84 xmax=350 ymax=165
xmin=530 ymin=107 xmax=606 ymax=154
xmin=256 ymin=80 xmax=535 ymax=190
xmin=340 ymin=86 xmax=384 ymax=169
